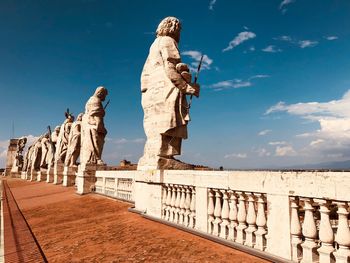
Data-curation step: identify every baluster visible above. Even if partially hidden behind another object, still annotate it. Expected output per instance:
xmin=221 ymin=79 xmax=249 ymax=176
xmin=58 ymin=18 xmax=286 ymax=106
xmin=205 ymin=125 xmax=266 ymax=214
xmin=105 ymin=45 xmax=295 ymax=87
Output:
xmin=174 ymin=186 xmax=181 ymax=224
xmin=161 ymin=185 xmax=168 ymax=219
xmin=244 ymin=193 xmax=257 ymax=247
xmin=236 ymin=191 xmax=247 ymax=244
xmin=219 ymin=190 xmax=230 ymax=239
xmin=184 ymin=186 xmax=191 ymax=227
xmin=301 ymin=198 xmax=319 ymax=263
xmin=333 ymin=201 xmax=350 ymax=263
xmin=254 ymin=193 xmax=267 ymax=251
xmin=189 ymin=187 xmax=196 ymax=228
xmin=290 ymin=197 xmax=303 ymax=261
xmin=165 ymin=184 xmax=172 ymax=221
xmin=179 ymin=186 xmax=186 ymax=225
xmin=228 ymin=191 xmax=238 ymax=241
xmin=207 ymin=189 xmax=215 ymax=234
xmin=169 ymin=185 xmax=177 ymax=222
xmin=314 ymin=199 xmax=335 ymax=263
xmin=213 ymin=189 xmax=222 ymax=236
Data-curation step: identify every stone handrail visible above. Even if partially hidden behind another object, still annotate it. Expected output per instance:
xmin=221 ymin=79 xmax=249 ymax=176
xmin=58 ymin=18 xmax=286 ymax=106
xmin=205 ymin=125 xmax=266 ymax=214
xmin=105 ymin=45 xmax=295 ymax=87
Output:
xmin=95 ymin=171 xmax=135 ymax=203
xmin=134 ymin=170 xmax=350 ymax=262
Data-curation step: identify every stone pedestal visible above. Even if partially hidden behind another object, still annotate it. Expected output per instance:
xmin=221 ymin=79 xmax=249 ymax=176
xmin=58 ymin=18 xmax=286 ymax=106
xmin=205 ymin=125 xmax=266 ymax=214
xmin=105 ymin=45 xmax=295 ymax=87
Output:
xmin=53 ymin=161 xmax=64 ymax=185
xmin=37 ymin=169 xmax=47 ymax=182
xmin=21 ymin=171 xmax=26 ymax=180
xmin=30 ymin=169 xmax=38 ymax=181
xmin=46 ymin=164 xmax=54 ymax=183
xmin=76 ymin=164 xmax=104 ymax=195
xmin=10 ymin=166 xmax=21 ymax=178
xmin=63 ymin=166 xmax=77 ymax=187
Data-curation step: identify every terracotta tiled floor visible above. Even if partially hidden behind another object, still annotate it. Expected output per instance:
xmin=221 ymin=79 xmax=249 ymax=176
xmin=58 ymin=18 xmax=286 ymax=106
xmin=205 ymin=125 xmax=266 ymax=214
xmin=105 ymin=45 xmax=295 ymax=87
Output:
xmin=5 ymin=178 xmax=269 ymax=263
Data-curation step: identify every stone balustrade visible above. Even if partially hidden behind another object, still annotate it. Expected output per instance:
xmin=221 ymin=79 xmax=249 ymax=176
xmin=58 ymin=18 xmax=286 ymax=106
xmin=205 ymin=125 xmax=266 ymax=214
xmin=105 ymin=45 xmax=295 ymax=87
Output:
xmin=94 ymin=171 xmax=135 ymax=202
xmin=134 ymin=170 xmax=350 ymax=262
xmin=290 ymin=197 xmax=350 ymax=263
xmin=161 ymin=184 xmax=196 ymax=228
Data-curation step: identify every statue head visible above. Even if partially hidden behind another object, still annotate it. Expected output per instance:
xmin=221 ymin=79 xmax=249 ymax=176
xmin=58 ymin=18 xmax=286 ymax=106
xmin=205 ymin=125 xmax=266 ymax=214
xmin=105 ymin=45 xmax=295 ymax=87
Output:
xmin=55 ymin=126 xmax=60 ymax=133
xmin=94 ymin=86 xmax=108 ymax=102
xmin=77 ymin=113 xmax=83 ymax=121
xmin=156 ymin=17 xmax=181 ymax=43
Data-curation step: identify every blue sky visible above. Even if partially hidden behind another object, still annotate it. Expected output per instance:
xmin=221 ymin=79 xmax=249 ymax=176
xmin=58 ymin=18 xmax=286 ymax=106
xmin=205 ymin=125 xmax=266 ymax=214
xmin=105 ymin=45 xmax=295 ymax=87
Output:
xmin=1 ymin=0 xmax=350 ymax=169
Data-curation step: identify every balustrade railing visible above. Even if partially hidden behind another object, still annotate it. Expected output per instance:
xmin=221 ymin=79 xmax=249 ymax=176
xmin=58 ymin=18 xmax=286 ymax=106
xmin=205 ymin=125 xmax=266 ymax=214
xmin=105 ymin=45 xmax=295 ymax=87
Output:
xmin=207 ymin=188 xmax=268 ymax=251
xmin=162 ymin=184 xmax=196 ymax=229
xmin=95 ymin=172 xmax=134 ymax=202
xmin=290 ymin=197 xmax=350 ymax=263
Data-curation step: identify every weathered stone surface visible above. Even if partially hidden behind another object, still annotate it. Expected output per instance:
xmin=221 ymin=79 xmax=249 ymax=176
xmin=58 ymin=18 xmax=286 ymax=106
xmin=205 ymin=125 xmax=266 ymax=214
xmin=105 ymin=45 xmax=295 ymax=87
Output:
xmin=65 ymin=113 xmax=83 ymax=167
xmin=55 ymin=111 xmax=74 ymax=163
xmin=80 ymin=87 xmax=108 ymax=166
xmin=138 ymin=17 xmax=200 ymax=171
xmin=62 ymin=166 xmax=77 ymax=187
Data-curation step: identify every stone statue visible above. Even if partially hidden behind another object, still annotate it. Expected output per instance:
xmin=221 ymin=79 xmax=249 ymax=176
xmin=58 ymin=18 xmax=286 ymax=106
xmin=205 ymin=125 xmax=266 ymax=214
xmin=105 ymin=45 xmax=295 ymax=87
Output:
xmin=55 ymin=112 xmax=74 ymax=163
xmin=65 ymin=113 xmax=83 ymax=167
xmin=46 ymin=126 xmax=60 ymax=167
xmin=23 ymin=144 xmax=33 ymax=172
xmin=12 ymin=137 xmax=27 ymax=172
xmin=40 ymin=133 xmax=50 ymax=169
xmin=137 ymin=16 xmax=200 ymax=170
xmin=31 ymin=137 xmax=43 ymax=171
xmin=80 ymin=87 xmax=108 ymax=165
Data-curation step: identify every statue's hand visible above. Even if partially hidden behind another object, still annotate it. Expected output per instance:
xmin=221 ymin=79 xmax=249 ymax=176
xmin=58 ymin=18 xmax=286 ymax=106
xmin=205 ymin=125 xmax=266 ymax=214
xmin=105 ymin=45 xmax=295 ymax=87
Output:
xmin=185 ymin=83 xmax=200 ymax=97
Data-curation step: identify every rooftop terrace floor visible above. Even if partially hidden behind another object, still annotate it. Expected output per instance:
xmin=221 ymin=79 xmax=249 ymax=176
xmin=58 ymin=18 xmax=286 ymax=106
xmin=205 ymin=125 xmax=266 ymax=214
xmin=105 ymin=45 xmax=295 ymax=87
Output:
xmin=4 ymin=178 xmax=268 ymax=262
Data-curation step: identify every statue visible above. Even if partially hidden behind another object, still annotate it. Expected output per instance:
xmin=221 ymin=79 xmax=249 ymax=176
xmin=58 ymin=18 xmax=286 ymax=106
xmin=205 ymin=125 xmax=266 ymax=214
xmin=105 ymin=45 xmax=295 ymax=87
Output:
xmin=40 ymin=133 xmax=50 ymax=169
xmin=80 ymin=87 xmax=108 ymax=165
xmin=55 ymin=111 xmax=74 ymax=163
xmin=46 ymin=126 xmax=60 ymax=167
xmin=31 ymin=137 xmax=43 ymax=171
xmin=65 ymin=113 xmax=83 ymax=166
xmin=23 ymin=144 xmax=33 ymax=172
xmin=12 ymin=137 xmax=27 ymax=172
xmin=137 ymin=16 xmax=200 ymax=170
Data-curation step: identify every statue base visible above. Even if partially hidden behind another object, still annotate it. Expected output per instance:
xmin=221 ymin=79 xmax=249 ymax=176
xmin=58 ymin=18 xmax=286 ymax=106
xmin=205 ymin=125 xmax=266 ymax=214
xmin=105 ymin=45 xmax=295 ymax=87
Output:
xmin=137 ymin=156 xmax=194 ymax=171
xmin=63 ymin=166 xmax=77 ymax=187
xmin=37 ymin=169 xmax=47 ymax=182
xmin=53 ymin=162 xmax=64 ymax=185
xmin=76 ymin=163 xmax=106 ymax=195
xmin=46 ymin=164 xmax=54 ymax=183
xmin=21 ymin=171 xmax=26 ymax=180
xmin=30 ymin=169 xmax=39 ymax=181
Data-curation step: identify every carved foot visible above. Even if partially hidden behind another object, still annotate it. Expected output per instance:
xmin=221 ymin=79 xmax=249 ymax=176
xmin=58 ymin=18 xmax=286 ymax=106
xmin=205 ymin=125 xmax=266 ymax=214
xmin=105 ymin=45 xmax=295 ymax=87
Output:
xmin=158 ymin=157 xmax=194 ymax=170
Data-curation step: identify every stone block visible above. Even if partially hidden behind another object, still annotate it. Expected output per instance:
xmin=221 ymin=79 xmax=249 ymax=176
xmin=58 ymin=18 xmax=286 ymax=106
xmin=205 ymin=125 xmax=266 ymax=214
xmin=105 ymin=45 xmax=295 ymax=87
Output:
xmin=63 ymin=166 xmax=77 ymax=187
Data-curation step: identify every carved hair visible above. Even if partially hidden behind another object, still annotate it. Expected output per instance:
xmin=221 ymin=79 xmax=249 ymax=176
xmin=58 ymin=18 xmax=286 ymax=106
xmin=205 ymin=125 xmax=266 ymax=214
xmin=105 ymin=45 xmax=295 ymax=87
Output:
xmin=156 ymin=17 xmax=181 ymax=38
xmin=94 ymin=86 xmax=108 ymax=98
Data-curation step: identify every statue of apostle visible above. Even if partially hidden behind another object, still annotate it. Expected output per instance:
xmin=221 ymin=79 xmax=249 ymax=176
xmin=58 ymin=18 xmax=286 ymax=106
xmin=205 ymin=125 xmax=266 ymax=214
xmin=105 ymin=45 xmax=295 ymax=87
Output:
xmin=65 ymin=113 xmax=83 ymax=167
xmin=80 ymin=87 xmax=108 ymax=165
xmin=55 ymin=112 xmax=74 ymax=163
xmin=138 ymin=17 xmax=200 ymax=170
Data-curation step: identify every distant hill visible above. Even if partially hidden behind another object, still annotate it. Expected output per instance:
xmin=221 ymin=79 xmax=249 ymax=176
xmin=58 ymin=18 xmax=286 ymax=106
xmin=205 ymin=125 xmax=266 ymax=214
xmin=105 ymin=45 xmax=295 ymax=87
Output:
xmin=281 ymin=160 xmax=350 ymax=170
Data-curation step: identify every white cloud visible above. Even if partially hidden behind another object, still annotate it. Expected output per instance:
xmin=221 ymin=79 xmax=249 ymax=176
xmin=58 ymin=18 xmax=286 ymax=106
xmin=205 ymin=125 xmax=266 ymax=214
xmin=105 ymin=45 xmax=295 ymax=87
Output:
xmin=255 ymin=148 xmax=271 ymax=157
xmin=275 ymin=145 xmax=296 ymax=156
xmin=209 ymin=74 xmax=269 ymax=91
xmin=279 ymin=0 xmax=296 ymax=13
xmin=269 ymin=141 xmax=287 ymax=145
xmin=274 ymin=35 xmax=293 ymax=42
xmin=182 ymin=50 xmax=213 ymax=71
xmin=258 ymin=129 xmax=272 ymax=136
xmin=223 ymin=31 xmax=256 ymax=52
xmin=224 ymin=153 xmax=247 ymax=159
xmin=325 ymin=36 xmax=338 ymax=41
xmin=262 ymin=45 xmax=282 ymax=53
xmin=299 ymin=40 xmax=318 ymax=48
xmin=209 ymin=0 xmax=217 ymax=10
xmin=267 ymin=90 xmax=350 ymax=160
xmin=113 ymin=138 xmax=145 ymax=144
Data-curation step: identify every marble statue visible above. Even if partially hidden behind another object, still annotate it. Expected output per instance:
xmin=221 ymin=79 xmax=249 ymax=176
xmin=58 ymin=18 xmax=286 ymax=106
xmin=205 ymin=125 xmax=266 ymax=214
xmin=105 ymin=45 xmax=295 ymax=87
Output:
xmin=46 ymin=126 xmax=60 ymax=167
xmin=55 ymin=112 xmax=74 ymax=163
xmin=40 ymin=133 xmax=50 ymax=169
xmin=65 ymin=113 xmax=83 ymax=166
xmin=23 ymin=144 xmax=33 ymax=172
xmin=80 ymin=87 xmax=108 ymax=165
xmin=31 ymin=137 xmax=43 ymax=171
xmin=137 ymin=16 xmax=200 ymax=170
xmin=12 ymin=137 xmax=27 ymax=172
